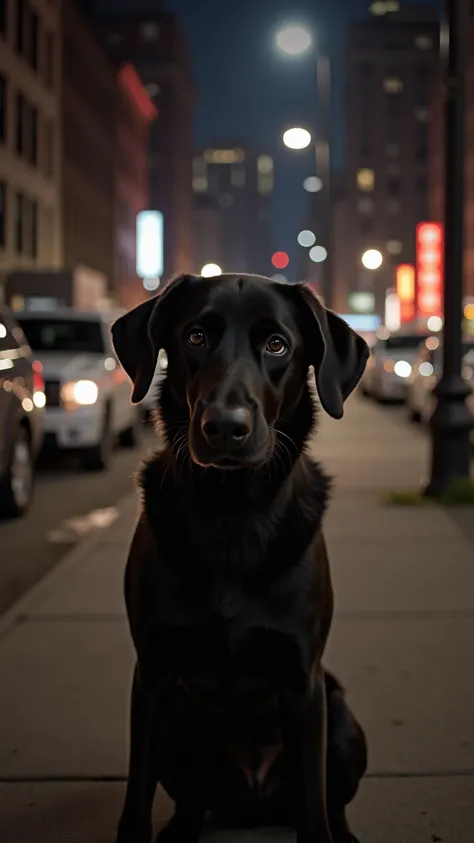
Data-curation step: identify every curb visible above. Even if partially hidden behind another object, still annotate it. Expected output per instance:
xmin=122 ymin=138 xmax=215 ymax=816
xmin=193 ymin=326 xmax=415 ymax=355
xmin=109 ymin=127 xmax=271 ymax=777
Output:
xmin=0 ymin=490 xmax=139 ymax=640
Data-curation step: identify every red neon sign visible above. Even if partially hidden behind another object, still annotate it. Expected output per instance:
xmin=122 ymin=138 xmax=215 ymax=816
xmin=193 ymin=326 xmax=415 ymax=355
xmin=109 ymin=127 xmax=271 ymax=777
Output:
xmin=395 ymin=264 xmax=415 ymax=324
xmin=416 ymin=222 xmax=444 ymax=319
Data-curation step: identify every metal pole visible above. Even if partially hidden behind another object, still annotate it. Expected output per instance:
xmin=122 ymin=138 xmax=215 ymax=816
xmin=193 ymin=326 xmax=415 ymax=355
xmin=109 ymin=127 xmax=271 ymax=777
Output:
xmin=315 ymin=54 xmax=333 ymax=310
xmin=424 ymin=0 xmax=472 ymax=496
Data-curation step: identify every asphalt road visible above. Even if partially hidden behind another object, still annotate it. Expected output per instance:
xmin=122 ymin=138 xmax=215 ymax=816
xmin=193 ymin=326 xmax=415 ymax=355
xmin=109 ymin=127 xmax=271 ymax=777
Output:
xmin=0 ymin=423 xmax=158 ymax=617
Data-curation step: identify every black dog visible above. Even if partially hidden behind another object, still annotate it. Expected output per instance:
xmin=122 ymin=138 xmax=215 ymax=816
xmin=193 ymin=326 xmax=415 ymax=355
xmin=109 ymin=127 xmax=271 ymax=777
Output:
xmin=111 ymin=273 xmax=369 ymax=843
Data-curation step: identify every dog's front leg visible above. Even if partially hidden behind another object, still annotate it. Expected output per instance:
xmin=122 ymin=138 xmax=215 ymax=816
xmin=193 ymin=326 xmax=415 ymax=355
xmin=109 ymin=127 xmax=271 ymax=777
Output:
xmin=116 ymin=663 xmax=167 ymax=843
xmin=281 ymin=667 xmax=333 ymax=843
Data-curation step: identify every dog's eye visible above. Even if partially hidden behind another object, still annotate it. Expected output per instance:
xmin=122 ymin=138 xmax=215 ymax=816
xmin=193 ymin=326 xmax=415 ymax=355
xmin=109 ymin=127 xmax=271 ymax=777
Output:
xmin=265 ymin=335 xmax=288 ymax=356
xmin=187 ymin=329 xmax=206 ymax=347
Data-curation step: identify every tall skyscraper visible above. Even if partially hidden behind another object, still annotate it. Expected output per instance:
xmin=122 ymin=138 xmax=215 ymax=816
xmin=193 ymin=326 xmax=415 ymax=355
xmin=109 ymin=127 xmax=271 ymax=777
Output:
xmin=344 ymin=1 xmax=439 ymax=317
xmin=82 ymin=4 xmax=195 ymax=281
xmin=193 ymin=145 xmax=273 ymax=276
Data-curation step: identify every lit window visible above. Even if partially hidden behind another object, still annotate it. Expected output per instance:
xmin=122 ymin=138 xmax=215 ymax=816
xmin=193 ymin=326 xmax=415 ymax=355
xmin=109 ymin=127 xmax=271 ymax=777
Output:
xmin=141 ymin=22 xmax=159 ymax=41
xmin=384 ymin=77 xmax=403 ymax=94
xmin=415 ymin=35 xmax=433 ymax=50
xmin=357 ymin=168 xmax=375 ymax=192
xmin=386 ymin=143 xmax=400 ymax=157
xmin=204 ymin=148 xmax=245 ymax=164
xmin=193 ymin=156 xmax=207 ymax=177
xmin=358 ymin=197 xmax=374 ymax=214
xmin=369 ymin=1 xmax=400 ymax=15
xmin=145 ymin=83 xmax=160 ymax=97
xmin=387 ymin=239 xmax=402 ymax=255
xmin=257 ymin=155 xmax=273 ymax=175
xmin=415 ymin=107 xmax=430 ymax=122
xmin=257 ymin=156 xmax=274 ymax=195
xmin=192 ymin=177 xmax=208 ymax=193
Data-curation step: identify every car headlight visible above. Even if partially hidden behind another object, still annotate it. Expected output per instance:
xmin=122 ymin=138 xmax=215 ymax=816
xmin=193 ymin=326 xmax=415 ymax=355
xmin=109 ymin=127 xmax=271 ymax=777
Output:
xmin=393 ymin=360 xmax=412 ymax=378
xmin=61 ymin=379 xmax=99 ymax=407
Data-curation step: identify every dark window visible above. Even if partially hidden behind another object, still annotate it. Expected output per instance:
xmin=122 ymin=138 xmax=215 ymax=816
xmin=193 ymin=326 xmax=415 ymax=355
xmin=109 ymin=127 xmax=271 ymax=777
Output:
xmin=0 ymin=75 xmax=6 ymax=141
xmin=30 ymin=199 xmax=37 ymax=257
xmin=44 ymin=120 xmax=53 ymax=176
xmin=30 ymin=9 xmax=38 ymax=69
xmin=16 ymin=0 xmax=24 ymax=53
xmin=44 ymin=31 xmax=53 ymax=87
xmin=16 ymin=93 xmax=24 ymax=155
xmin=0 ymin=181 xmax=6 ymax=247
xmin=15 ymin=192 xmax=24 ymax=253
xmin=387 ymin=178 xmax=400 ymax=196
xmin=360 ymin=142 xmax=372 ymax=157
xmin=0 ymin=0 xmax=6 ymax=37
xmin=30 ymin=105 xmax=37 ymax=164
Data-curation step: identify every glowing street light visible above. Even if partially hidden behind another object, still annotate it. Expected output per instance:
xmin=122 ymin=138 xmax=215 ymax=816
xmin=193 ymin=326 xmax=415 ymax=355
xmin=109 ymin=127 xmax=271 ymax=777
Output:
xmin=361 ymin=249 xmax=383 ymax=270
xmin=303 ymin=176 xmax=323 ymax=193
xmin=282 ymin=127 xmax=312 ymax=150
xmin=309 ymin=245 xmax=327 ymax=263
xmin=201 ymin=263 xmax=222 ymax=277
xmin=297 ymin=230 xmax=316 ymax=248
xmin=276 ymin=25 xmax=313 ymax=56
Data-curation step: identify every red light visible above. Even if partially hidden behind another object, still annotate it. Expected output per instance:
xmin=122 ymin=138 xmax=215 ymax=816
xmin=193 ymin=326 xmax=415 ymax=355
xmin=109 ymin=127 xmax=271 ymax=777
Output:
xmin=272 ymin=251 xmax=289 ymax=270
xmin=416 ymin=222 xmax=444 ymax=319
xmin=33 ymin=361 xmax=44 ymax=393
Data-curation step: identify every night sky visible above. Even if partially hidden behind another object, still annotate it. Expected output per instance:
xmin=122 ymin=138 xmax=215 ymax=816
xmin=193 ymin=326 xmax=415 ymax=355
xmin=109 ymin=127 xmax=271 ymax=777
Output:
xmin=102 ymin=0 xmax=442 ymax=276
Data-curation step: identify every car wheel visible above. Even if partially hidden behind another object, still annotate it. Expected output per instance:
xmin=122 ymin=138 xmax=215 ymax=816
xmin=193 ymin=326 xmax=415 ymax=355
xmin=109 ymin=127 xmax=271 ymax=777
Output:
xmin=82 ymin=407 xmax=113 ymax=472
xmin=0 ymin=426 xmax=34 ymax=518
xmin=119 ymin=412 xmax=142 ymax=448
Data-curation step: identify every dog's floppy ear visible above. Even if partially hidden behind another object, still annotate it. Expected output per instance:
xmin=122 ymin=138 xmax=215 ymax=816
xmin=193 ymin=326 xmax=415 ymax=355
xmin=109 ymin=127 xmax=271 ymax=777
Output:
xmin=111 ymin=274 xmax=193 ymax=404
xmin=288 ymin=283 xmax=370 ymax=419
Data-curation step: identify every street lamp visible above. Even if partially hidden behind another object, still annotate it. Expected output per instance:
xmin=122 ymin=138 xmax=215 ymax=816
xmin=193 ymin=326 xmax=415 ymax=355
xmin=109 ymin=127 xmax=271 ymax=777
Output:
xmin=276 ymin=25 xmax=333 ymax=309
xmin=361 ymin=249 xmax=383 ymax=270
xmin=276 ymin=25 xmax=312 ymax=56
xmin=282 ymin=127 xmax=312 ymax=150
xmin=303 ymin=176 xmax=323 ymax=193
xmin=201 ymin=263 xmax=222 ymax=277
xmin=425 ymin=0 xmax=473 ymax=495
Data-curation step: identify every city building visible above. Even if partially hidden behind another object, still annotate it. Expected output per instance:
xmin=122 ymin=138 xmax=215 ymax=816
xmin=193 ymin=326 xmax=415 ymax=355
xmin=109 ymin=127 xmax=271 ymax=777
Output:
xmin=344 ymin=1 xmax=439 ymax=317
xmin=428 ymin=6 xmax=474 ymax=301
xmin=0 ymin=0 xmax=62 ymax=289
xmin=115 ymin=63 xmax=156 ymax=311
xmin=62 ymin=0 xmax=155 ymax=310
xmin=81 ymin=5 xmax=195 ymax=281
xmin=61 ymin=0 xmax=116 ymax=291
xmin=193 ymin=145 xmax=274 ymax=276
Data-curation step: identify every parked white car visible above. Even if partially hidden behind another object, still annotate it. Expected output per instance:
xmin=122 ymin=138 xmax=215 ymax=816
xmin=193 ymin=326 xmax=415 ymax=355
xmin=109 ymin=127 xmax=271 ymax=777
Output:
xmin=406 ymin=336 xmax=474 ymax=423
xmin=16 ymin=309 xmax=142 ymax=470
xmin=361 ymin=330 xmax=430 ymax=402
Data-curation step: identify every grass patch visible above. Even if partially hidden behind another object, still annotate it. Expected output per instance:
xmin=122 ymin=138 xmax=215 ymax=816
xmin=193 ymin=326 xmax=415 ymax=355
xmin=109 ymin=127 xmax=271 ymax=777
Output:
xmin=385 ymin=476 xmax=474 ymax=507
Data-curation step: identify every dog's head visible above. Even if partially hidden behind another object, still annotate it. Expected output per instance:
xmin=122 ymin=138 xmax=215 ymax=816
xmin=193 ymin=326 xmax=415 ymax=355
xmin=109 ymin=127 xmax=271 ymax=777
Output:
xmin=112 ymin=274 xmax=369 ymax=470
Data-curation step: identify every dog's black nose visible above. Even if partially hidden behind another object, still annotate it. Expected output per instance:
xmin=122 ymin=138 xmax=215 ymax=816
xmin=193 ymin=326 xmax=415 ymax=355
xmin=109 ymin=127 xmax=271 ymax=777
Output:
xmin=201 ymin=404 xmax=253 ymax=450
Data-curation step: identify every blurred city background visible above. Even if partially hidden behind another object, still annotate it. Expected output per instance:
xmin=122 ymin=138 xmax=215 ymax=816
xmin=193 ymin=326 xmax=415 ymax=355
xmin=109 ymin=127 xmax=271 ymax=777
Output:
xmin=1 ymin=0 xmax=474 ymax=611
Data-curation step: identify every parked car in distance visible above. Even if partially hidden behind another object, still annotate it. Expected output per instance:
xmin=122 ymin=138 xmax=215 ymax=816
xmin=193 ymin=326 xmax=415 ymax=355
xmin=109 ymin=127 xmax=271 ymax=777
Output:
xmin=0 ymin=307 xmax=44 ymax=518
xmin=406 ymin=336 xmax=474 ymax=423
xmin=361 ymin=330 xmax=431 ymax=402
xmin=16 ymin=308 xmax=142 ymax=471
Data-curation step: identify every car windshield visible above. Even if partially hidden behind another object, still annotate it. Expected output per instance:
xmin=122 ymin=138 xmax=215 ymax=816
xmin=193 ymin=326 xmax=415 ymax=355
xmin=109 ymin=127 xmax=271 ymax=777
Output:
xmin=384 ymin=335 xmax=429 ymax=350
xmin=17 ymin=318 xmax=105 ymax=354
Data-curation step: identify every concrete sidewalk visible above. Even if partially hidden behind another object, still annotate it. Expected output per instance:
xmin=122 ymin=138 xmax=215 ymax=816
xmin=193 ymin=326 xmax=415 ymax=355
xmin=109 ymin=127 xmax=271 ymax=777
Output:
xmin=1 ymin=395 xmax=474 ymax=843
